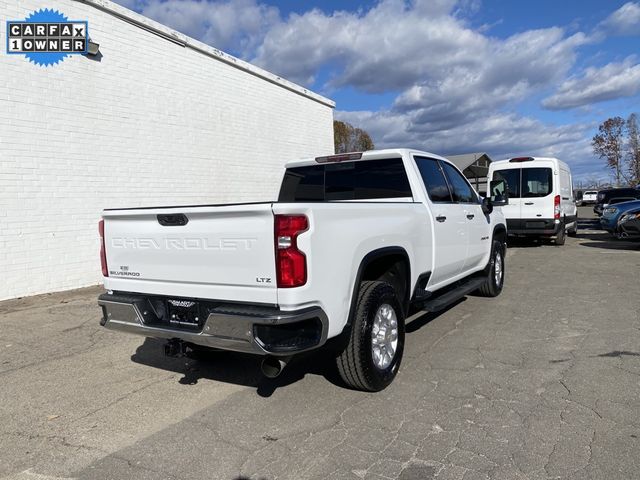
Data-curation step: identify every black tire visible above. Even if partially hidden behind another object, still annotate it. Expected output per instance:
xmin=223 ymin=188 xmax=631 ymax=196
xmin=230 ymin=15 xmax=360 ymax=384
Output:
xmin=555 ymin=221 xmax=566 ymax=245
xmin=336 ymin=281 xmax=405 ymax=392
xmin=476 ymin=239 xmax=505 ymax=297
xmin=567 ymin=220 xmax=578 ymax=237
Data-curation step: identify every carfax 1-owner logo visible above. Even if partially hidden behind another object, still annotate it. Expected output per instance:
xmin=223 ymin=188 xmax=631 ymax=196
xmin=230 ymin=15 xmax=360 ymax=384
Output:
xmin=6 ymin=8 xmax=88 ymax=66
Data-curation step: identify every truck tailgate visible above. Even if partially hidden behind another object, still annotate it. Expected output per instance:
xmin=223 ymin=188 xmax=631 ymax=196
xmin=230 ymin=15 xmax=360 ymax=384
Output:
xmin=102 ymin=203 xmax=278 ymax=304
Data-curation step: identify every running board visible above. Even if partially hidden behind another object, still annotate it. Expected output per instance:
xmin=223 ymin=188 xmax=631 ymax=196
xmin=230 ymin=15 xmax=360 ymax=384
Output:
xmin=418 ymin=277 xmax=486 ymax=313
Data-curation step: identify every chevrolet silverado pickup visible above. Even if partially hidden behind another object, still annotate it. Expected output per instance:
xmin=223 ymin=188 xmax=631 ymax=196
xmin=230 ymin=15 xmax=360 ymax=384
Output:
xmin=98 ymin=149 xmax=508 ymax=391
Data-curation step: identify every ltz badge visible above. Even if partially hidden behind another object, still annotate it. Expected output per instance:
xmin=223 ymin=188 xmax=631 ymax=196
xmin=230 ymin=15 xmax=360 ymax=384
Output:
xmin=7 ymin=9 xmax=89 ymax=66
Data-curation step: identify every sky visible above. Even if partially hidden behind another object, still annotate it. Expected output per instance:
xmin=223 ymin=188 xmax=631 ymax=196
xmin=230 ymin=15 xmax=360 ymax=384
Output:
xmin=114 ymin=0 xmax=640 ymax=183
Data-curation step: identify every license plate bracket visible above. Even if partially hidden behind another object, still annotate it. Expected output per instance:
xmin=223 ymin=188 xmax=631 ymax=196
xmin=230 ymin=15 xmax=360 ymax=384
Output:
xmin=166 ymin=299 xmax=201 ymax=329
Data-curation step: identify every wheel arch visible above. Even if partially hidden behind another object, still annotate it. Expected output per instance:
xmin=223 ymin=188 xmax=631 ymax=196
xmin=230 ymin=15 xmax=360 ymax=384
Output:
xmin=346 ymin=247 xmax=411 ymax=329
xmin=493 ymin=224 xmax=507 ymax=246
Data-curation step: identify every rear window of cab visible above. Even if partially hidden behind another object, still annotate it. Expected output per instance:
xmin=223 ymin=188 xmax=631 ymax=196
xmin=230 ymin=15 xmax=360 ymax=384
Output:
xmin=278 ymin=158 xmax=412 ymax=202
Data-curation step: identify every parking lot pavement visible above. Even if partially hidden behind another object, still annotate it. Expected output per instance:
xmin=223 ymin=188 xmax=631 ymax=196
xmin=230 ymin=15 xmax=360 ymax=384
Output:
xmin=1 ymin=206 xmax=638 ymax=480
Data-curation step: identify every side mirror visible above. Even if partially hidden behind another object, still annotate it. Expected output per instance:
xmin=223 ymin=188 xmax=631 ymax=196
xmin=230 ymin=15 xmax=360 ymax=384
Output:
xmin=489 ymin=179 xmax=509 ymax=206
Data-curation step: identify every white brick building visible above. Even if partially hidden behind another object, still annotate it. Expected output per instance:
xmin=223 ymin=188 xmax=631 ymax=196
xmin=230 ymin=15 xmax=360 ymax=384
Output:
xmin=0 ymin=0 xmax=335 ymax=301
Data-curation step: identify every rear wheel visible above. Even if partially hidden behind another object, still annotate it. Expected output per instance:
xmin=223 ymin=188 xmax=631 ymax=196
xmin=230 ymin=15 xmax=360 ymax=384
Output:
xmin=336 ymin=281 xmax=405 ymax=392
xmin=567 ymin=219 xmax=578 ymax=237
xmin=476 ymin=239 xmax=505 ymax=297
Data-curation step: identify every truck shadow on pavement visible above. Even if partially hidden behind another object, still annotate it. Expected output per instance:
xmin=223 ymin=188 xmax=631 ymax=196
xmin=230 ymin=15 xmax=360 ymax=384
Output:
xmin=131 ymin=338 xmax=346 ymax=398
xmin=130 ymin=302 xmax=459 ymax=397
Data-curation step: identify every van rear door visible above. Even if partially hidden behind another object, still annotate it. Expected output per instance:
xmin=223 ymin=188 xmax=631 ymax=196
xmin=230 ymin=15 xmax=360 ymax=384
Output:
xmin=520 ymin=164 xmax=555 ymax=220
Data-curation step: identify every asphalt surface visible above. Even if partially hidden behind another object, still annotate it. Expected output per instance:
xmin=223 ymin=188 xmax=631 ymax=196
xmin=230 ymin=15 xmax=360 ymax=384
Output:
xmin=1 ymin=206 xmax=639 ymax=480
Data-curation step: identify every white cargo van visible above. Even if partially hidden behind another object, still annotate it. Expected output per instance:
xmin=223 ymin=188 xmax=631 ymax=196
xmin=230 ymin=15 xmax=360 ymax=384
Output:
xmin=488 ymin=157 xmax=577 ymax=245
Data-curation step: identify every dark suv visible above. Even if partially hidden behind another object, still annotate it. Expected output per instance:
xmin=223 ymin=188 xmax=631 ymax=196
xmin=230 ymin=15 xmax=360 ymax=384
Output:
xmin=594 ymin=188 xmax=640 ymax=216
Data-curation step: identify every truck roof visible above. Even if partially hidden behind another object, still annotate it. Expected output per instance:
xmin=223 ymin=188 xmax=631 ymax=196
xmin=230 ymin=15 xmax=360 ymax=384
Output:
xmin=284 ymin=148 xmax=449 ymax=168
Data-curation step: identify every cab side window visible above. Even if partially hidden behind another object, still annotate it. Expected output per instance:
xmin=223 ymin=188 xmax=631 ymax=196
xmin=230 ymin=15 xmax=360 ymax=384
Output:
xmin=441 ymin=162 xmax=477 ymax=203
xmin=415 ymin=157 xmax=453 ymax=202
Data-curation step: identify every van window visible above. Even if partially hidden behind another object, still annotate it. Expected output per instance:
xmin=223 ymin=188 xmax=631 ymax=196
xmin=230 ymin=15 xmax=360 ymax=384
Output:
xmin=492 ymin=169 xmax=520 ymax=198
xmin=278 ymin=158 xmax=412 ymax=202
xmin=522 ymin=168 xmax=552 ymax=197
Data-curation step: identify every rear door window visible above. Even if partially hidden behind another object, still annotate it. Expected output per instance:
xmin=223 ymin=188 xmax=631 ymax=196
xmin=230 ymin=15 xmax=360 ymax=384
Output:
xmin=493 ymin=169 xmax=520 ymax=198
xmin=414 ymin=157 xmax=453 ymax=202
xmin=522 ymin=168 xmax=552 ymax=197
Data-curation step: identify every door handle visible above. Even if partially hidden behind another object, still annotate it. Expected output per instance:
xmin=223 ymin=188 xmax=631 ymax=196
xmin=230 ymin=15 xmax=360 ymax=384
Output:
xmin=524 ymin=202 xmax=534 ymax=205
xmin=436 ymin=215 xmax=447 ymax=223
xmin=466 ymin=214 xmax=475 ymax=220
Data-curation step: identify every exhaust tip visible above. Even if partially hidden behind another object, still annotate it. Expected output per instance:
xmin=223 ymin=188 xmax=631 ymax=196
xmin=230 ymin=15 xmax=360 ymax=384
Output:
xmin=261 ymin=356 xmax=290 ymax=379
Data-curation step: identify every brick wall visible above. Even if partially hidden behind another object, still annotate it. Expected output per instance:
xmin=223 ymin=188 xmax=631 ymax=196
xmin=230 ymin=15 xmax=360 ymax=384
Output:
xmin=0 ymin=0 xmax=335 ymax=300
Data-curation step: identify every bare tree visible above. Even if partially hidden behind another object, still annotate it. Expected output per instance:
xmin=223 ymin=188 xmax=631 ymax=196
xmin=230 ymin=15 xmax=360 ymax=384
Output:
xmin=592 ymin=117 xmax=626 ymax=186
xmin=626 ymin=113 xmax=640 ymax=186
xmin=584 ymin=177 xmax=602 ymax=189
xmin=334 ymin=120 xmax=375 ymax=153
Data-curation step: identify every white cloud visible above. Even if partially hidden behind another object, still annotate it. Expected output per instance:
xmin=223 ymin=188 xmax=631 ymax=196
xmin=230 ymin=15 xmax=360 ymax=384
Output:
xmin=601 ymin=2 xmax=640 ymax=36
xmin=336 ymin=108 xmax=601 ymax=177
xmin=110 ymin=0 xmax=616 ymax=178
xmin=542 ymin=58 xmax=640 ymax=110
xmin=252 ymin=0 xmax=489 ymax=89
xmin=337 ymin=109 xmax=586 ymax=156
xmin=391 ymin=28 xmax=588 ymax=131
xmin=252 ymin=0 xmax=587 ymax=94
xmin=128 ymin=0 xmax=280 ymax=55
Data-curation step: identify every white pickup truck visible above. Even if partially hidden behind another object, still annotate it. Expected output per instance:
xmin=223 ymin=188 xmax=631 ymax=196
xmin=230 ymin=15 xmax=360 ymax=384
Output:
xmin=98 ymin=149 xmax=508 ymax=391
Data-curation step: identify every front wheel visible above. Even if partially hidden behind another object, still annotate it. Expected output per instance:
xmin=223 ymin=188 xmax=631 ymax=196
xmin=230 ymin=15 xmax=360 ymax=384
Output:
xmin=476 ymin=239 xmax=505 ymax=297
xmin=336 ymin=281 xmax=405 ymax=392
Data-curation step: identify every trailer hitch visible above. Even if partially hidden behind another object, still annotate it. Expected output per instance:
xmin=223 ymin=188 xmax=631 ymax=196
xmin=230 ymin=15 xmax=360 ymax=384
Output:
xmin=164 ymin=338 xmax=188 ymax=358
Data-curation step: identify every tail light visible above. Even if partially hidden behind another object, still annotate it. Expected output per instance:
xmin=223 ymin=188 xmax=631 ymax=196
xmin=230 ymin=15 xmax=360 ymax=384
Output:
xmin=275 ymin=215 xmax=308 ymax=288
xmin=554 ymin=195 xmax=561 ymax=220
xmin=99 ymin=220 xmax=108 ymax=277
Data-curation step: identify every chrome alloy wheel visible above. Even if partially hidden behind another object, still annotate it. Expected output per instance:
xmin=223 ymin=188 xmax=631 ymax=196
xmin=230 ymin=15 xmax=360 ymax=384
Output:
xmin=494 ymin=250 xmax=503 ymax=286
xmin=371 ymin=303 xmax=398 ymax=370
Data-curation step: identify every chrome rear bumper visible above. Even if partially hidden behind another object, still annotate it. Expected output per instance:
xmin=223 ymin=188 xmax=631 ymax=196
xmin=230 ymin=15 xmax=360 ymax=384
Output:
xmin=98 ymin=292 xmax=328 ymax=356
